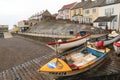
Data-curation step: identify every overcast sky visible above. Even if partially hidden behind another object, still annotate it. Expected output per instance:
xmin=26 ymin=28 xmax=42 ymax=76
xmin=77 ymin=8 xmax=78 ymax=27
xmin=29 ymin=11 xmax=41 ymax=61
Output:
xmin=0 ymin=0 xmax=81 ymax=29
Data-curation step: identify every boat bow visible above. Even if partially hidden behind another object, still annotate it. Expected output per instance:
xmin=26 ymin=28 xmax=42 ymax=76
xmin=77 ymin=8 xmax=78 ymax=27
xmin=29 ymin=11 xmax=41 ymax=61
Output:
xmin=38 ymin=58 xmax=72 ymax=72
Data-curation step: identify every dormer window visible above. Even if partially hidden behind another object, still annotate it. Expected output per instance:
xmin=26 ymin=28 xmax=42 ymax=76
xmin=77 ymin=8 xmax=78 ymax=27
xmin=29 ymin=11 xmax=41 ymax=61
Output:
xmin=106 ymin=0 xmax=115 ymax=4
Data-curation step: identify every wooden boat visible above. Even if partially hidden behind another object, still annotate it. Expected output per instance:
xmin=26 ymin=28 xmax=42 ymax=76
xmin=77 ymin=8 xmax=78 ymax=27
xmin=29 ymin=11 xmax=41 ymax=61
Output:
xmin=47 ymin=31 xmax=91 ymax=53
xmin=113 ymin=41 xmax=120 ymax=55
xmin=104 ymin=31 xmax=120 ymax=46
xmin=38 ymin=44 xmax=110 ymax=76
xmin=90 ymin=31 xmax=120 ymax=46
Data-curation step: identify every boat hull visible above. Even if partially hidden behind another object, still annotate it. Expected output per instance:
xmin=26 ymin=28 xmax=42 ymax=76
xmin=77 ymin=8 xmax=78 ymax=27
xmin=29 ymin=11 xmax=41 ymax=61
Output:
xmin=104 ymin=36 xmax=120 ymax=46
xmin=48 ymin=36 xmax=90 ymax=53
xmin=57 ymin=37 xmax=90 ymax=52
xmin=113 ymin=43 xmax=120 ymax=55
xmin=43 ymin=54 xmax=107 ymax=77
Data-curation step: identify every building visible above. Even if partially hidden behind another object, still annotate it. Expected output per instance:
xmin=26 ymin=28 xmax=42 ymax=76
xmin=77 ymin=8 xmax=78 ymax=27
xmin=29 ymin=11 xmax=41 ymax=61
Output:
xmin=0 ymin=25 xmax=8 ymax=33
xmin=70 ymin=0 xmax=89 ymax=22
xmin=28 ymin=19 xmax=39 ymax=26
xmin=82 ymin=0 xmax=104 ymax=24
xmin=71 ymin=0 xmax=104 ymax=24
xmin=57 ymin=2 xmax=77 ymax=20
xmin=29 ymin=10 xmax=52 ymax=22
xmin=18 ymin=20 xmax=29 ymax=32
xmin=94 ymin=0 xmax=120 ymax=31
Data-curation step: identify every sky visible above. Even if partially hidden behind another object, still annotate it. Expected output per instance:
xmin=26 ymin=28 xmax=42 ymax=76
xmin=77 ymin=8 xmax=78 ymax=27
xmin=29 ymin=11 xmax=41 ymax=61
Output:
xmin=0 ymin=0 xmax=81 ymax=29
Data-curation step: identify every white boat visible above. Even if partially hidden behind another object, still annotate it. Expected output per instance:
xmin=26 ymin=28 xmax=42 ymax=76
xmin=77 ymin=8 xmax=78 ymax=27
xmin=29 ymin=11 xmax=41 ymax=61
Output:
xmin=103 ymin=31 xmax=120 ymax=46
xmin=113 ymin=41 xmax=120 ymax=55
xmin=38 ymin=44 xmax=110 ymax=76
xmin=47 ymin=31 xmax=91 ymax=53
xmin=91 ymin=31 xmax=120 ymax=47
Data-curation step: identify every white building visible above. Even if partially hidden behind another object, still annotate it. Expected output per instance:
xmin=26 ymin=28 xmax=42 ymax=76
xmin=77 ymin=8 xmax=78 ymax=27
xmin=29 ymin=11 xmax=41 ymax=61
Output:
xmin=93 ymin=0 xmax=120 ymax=31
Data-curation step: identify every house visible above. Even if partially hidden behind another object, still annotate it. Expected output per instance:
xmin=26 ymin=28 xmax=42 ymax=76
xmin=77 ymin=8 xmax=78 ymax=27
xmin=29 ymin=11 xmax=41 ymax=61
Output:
xmin=28 ymin=19 xmax=39 ymax=26
xmin=57 ymin=2 xmax=77 ymax=20
xmin=18 ymin=20 xmax=29 ymax=32
xmin=0 ymin=25 xmax=8 ymax=33
xmin=52 ymin=13 xmax=58 ymax=19
xmin=29 ymin=10 xmax=52 ymax=22
xmin=70 ymin=0 xmax=90 ymax=22
xmin=82 ymin=0 xmax=104 ymax=24
xmin=93 ymin=0 xmax=120 ymax=31
xmin=38 ymin=10 xmax=52 ymax=21
xmin=71 ymin=0 xmax=104 ymax=24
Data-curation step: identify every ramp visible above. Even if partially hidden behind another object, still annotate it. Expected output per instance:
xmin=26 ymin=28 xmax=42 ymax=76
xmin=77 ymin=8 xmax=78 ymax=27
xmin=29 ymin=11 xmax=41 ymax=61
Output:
xmin=3 ymin=32 xmax=13 ymax=38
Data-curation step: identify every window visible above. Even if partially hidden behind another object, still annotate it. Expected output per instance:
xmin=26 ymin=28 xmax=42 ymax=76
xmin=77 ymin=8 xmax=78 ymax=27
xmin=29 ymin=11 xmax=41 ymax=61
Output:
xmin=24 ymin=22 xmax=28 ymax=25
xmin=65 ymin=15 xmax=69 ymax=19
xmin=65 ymin=9 xmax=69 ymax=13
xmin=105 ymin=8 xmax=114 ymax=16
xmin=60 ymin=11 xmax=63 ymax=14
xmin=78 ymin=9 xmax=81 ymax=14
xmin=74 ymin=9 xmax=76 ymax=15
xmin=99 ymin=22 xmax=107 ymax=26
xmin=106 ymin=0 xmax=115 ymax=4
xmin=84 ymin=9 xmax=89 ymax=14
xmin=93 ymin=8 xmax=96 ymax=13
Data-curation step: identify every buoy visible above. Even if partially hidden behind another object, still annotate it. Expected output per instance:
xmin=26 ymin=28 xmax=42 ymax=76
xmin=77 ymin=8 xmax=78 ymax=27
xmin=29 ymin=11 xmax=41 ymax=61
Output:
xmin=96 ymin=40 xmax=104 ymax=49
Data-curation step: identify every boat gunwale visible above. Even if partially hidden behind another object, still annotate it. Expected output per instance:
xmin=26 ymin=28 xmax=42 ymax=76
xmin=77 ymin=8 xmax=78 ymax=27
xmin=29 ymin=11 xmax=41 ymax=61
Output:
xmin=47 ymin=33 xmax=91 ymax=45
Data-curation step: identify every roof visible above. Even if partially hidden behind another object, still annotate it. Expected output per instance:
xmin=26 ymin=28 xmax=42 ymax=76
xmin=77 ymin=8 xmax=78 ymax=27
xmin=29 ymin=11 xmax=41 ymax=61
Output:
xmin=94 ymin=15 xmax=117 ymax=22
xmin=100 ymin=0 xmax=120 ymax=7
xmin=72 ymin=0 xmax=105 ymax=10
xmin=42 ymin=10 xmax=51 ymax=16
xmin=52 ymin=13 xmax=58 ymax=17
xmin=19 ymin=20 xmax=28 ymax=22
xmin=59 ymin=2 xmax=77 ymax=11
xmin=71 ymin=0 xmax=120 ymax=10
xmin=71 ymin=0 xmax=89 ymax=9
xmin=83 ymin=0 xmax=105 ymax=9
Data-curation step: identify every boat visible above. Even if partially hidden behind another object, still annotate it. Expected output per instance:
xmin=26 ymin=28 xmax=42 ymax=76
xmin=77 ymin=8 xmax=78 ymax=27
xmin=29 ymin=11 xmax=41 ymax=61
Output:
xmin=104 ymin=31 xmax=120 ymax=46
xmin=38 ymin=43 xmax=110 ymax=76
xmin=113 ymin=41 xmax=120 ymax=55
xmin=89 ymin=31 xmax=120 ymax=46
xmin=47 ymin=31 xmax=91 ymax=53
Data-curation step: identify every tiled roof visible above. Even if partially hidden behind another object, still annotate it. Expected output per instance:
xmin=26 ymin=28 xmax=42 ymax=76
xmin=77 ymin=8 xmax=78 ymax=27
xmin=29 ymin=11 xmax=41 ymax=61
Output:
xmin=83 ymin=0 xmax=105 ymax=9
xmin=19 ymin=20 xmax=28 ymax=22
xmin=100 ymin=0 xmax=120 ymax=7
xmin=59 ymin=2 xmax=77 ymax=11
xmin=52 ymin=13 xmax=58 ymax=17
xmin=72 ymin=0 xmax=105 ymax=9
xmin=42 ymin=10 xmax=51 ymax=16
xmin=94 ymin=15 xmax=117 ymax=22
xmin=71 ymin=0 xmax=89 ymax=9
xmin=71 ymin=0 xmax=120 ymax=9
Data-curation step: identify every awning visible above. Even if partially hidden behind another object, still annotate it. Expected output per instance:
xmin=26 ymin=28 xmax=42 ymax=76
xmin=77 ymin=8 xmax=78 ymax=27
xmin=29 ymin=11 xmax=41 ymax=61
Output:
xmin=94 ymin=15 xmax=117 ymax=22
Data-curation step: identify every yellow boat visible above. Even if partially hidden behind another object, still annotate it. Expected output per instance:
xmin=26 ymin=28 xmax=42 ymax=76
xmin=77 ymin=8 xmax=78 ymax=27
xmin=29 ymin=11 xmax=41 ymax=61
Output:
xmin=38 ymin=44 xmax=110 ymax=76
